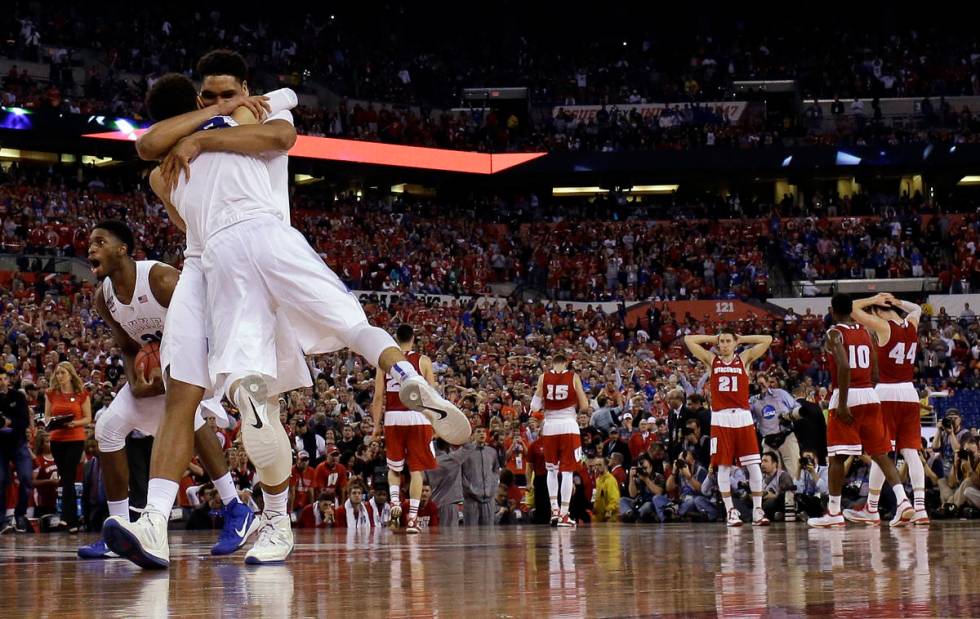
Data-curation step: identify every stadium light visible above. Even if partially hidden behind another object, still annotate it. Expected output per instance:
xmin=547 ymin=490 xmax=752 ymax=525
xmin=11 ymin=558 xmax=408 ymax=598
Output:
xmin=957 ymin=176 xmax=980 ymax=186
xmin=629 ymin=185 xmax=679 ymax=194
xmin=552 ymin=186 xmax=609 ymax=197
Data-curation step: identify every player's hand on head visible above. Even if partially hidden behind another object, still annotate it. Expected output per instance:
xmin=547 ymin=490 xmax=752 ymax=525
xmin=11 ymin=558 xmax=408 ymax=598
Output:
xmin=214 ymin=94 xmax=270 ymax=120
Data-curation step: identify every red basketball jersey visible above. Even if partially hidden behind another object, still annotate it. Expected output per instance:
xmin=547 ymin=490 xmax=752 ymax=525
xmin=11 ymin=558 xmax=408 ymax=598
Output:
xmin=710 ymin=355 xmax=750 ymax=411
xmin=828 ymin=323 xmax=874 ymax=390
xmin=543 ymin=370 xmax=577 ymax=411
xmin=877 ymin=320 xmax=917 ymax=384
xmin=385 ymin=351 xmax=422 ymax=411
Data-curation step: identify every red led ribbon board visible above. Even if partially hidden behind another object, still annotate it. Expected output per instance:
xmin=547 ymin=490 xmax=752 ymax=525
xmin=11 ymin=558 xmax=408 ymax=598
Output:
xmin=84 ymin=131 xmax=545 ymax=174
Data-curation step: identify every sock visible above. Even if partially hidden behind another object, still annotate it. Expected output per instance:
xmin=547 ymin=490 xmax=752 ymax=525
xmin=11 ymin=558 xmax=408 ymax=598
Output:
xmin=722 ymin=496 xmax=734 ymax=513
xmin=892 ymin=484 xmax=909 ymax=505
xmin=901 ymin=448 xmax=926 ymax=511
xmin=390 ymin=485 xmax=401 ymax=505
xmin=107 ymin=498 xmax=129 ymax=519
xmin=559 ymin=472 xmax=573 ymax=516
xmin=867 ymin=491 xmax=880 ymax=514
xmin=546 ymin=469 xmax=559 ymax=512
xmin=408 ymin=499 xmax=420 ymax=521
xmin=829 ymin=495 xmax=841 ymax=515
xmin=263 ymin=488 xmax=289 ymax=517
xmin=213 ymin=473 xmax=238 ymax=506
xmin=389 ymin=360 xmax=420 ymax=385
xmin=146 ymin=479 xmax=179 ymax=515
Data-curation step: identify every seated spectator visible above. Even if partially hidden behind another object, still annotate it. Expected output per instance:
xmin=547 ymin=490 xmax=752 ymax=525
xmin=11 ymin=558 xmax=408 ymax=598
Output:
xmin=589 ymin=457 xmax=622 ymax=522
xmin=669 ymin=451 xmax=715 ymax=521
xmin=940 ymin=436 xmax=980 ymax=517
xmin=619 ymin=454 xmax=670 ymax=523
xmin=298 ymin=492 xmax=335 ymax=529
xmin=760 ymin=452 xmax=796 ymax=521
xmin=400 ymin=482 xmax=438 ymax=529
xmin=333 ymin=481 xmax=376 ymax=529
xmin=186 ymin=487 xmax=223 ymax=531
xmin=493 ymin=484 xmax=520 ymax=526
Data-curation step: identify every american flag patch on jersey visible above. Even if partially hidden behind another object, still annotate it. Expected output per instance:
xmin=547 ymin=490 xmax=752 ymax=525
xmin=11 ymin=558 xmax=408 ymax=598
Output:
xmin=138 ymin=295 xmax=148 ymax=303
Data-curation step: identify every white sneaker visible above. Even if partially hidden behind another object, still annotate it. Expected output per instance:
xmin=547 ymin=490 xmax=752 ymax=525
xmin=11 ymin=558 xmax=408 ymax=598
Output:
xmin=102 ymin=510 xmax=170 ymax=569
xmin=889 ymin=499 xmax=915 ymax=528
xmin=910 ymin=510 xmax=930 ymax=526
xmin=843 ymin=506 xmax=881 ymax=525
xmin=399 ymin=376 xmax=471 ymax=444
xmin=752 ymin=507 xmax=770 ymax=526
xmin=557 ymin=514 xmax=576 ymax=528
xmin=244 ymin=514 xmax=294 ymax=565
xmin=807 ymin=512 xmax=846 ymax=528
xmin=726 ymin=508 xmax=742 ymax=527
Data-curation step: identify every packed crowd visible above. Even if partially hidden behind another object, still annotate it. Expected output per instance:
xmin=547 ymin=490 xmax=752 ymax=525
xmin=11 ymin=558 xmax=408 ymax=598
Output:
xmin=2 ymin=245 xmax=980 ymax=532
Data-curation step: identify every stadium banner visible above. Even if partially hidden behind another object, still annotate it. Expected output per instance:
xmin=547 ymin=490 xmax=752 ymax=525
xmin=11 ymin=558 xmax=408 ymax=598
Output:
xmin=551 ymin=101 xmax=748 ymax=123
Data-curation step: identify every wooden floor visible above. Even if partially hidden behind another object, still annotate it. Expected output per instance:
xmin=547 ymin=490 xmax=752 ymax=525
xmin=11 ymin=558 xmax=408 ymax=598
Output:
xmin=1 ymin=523 xmax=978 ymax=618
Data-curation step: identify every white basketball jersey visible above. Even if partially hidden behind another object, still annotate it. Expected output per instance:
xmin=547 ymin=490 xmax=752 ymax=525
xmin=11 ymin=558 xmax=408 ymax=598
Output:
xmin=101 ymin=260 xmax=168 ymax=344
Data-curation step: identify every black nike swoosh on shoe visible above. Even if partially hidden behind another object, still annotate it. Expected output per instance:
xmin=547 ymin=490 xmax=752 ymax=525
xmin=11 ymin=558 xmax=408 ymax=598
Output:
xmin=422 ymin=406 xmax=448 ymax=421
xmin=249 ymin=400 xmax=264 ymax=429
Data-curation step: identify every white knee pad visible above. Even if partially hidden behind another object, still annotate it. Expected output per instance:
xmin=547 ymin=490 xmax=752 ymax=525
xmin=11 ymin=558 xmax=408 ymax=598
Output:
xmin=344 ymin=322 xmax=398 ymax=368
xmin=747 ymin=463 xmax=763 ymax=492
xmin=94 ymin=408 xmax=129 ymax=453
xmin=235 ymin=376 xmax=292 ymax=486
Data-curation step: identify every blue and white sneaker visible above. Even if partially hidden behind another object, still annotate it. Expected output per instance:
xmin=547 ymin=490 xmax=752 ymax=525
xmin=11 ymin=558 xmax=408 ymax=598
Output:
xmin=77 ymin=538 xmax=119 ymax=559
xmin=211 ymin=498 xmax=261 ymax=556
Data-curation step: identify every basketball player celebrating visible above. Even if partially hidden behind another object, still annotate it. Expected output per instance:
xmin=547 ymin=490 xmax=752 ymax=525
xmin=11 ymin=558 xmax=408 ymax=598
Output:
xmin=370 ymin=324 xmax=439 ymax=534
xmin=844 ymin=292 xmax=928 ymax=525
xmin=808 ymin=293 xmax=915 ymax=528
xmin=78 ymin=221 xmax=259 ymax=560
xmin=684 ymin=330 xmax=772 ymax=527
xmin=108 ymin=72 xmax=469 ymax=568
xmin=104 ymin=52 xmax=314 ymax=568
xmin=530 ymin=352 xmax=589 ymax=528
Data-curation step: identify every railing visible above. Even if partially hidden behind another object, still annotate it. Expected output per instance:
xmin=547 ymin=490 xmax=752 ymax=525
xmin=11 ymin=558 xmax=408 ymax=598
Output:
xmin=794 ymin=278 xmax=940 ymax=297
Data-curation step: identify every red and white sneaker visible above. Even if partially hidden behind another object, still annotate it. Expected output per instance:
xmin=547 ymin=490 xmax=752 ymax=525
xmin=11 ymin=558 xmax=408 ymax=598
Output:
xmin=752 ymin=507 xmax=770 ymax=527
xmin=550 ymin=509 xmax=560 ymax=528
xmin=405 ymin=517 xmax=420 ymax=534
xmin=843 ymin=506 xmax=881 ymax=526
xmin=807 ymin=512 xmax=845 ymax=528
xmin=556 ymin=514 xmax=576 ymax=528
xmin=726 ymin=508 xmax=742 ymax=527
xmin=889 ymin=499 xmax=915 ymax=528
xmin=910 ymin=510 xmax=930 ymax=526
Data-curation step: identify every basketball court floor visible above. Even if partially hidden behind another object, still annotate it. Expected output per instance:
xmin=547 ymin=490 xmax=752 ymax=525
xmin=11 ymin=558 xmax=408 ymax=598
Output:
xmin=1 ymin=523 xmax=976 ymax=618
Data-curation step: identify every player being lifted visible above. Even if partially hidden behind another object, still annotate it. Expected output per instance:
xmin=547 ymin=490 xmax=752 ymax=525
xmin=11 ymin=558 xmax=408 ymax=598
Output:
xmin=844 ymin=292 xmax=929 ymax=525
xmin=684 ymin=330 xmax=772 ymax=527
xmin=530 ymin=352 xmax=589 ymax=528
xmin=78 ymin=221 xmax=259 ymax=560
xmin=808 ymin=293 xmax=914 ymax=528
xmin=370 ymin=324 xmax=439 ymax=533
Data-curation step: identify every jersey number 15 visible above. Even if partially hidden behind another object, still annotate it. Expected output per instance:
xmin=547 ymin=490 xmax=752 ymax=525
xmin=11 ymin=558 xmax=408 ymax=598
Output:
xmin=546 ymin=384 xmax=569 ymax=400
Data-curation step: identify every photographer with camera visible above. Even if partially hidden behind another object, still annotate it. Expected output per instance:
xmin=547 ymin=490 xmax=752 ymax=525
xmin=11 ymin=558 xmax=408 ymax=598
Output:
xmin=933 ymin=410 xmax=969 ymax=479
xmin=668 ymin=450 xmax=716 ymax=521
xmin=795 ymin=449 xmax=829 ymax=518
xmin=939 ymin=435 xmax=980 ymax=516
xmin=750 ymin=374 xmax=801 ymax=479
xmin=618 ymin=454 xmax=671 ymax=522
xmin=759 ymin=452 xmax=796 ymax=521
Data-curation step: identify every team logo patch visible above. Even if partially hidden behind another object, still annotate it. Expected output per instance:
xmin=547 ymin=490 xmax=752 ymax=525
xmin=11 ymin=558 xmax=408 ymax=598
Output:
xmin=762 ymin=405 xmax=777 ymax=420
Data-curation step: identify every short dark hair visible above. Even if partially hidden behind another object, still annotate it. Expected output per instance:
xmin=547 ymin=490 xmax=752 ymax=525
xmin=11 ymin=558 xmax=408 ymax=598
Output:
xmin=553 ymin=352 xmax=568 ymax=364
xmin=197 ymin=49 xmax=248 ymax=82
xmin=396 ymin=324 xmax=415 ymax=344
xmin=717 ymin=329 xmax=737 ymax=339
xmin=831 ymin=293 xmax=853 ymax=317
xmin=762 ymin=451 xmax=780 ymax=465
xmin=94 ymin=220 xmax=135 ymax=255
xmin=146 ymin=73 xmax=199 ymax=121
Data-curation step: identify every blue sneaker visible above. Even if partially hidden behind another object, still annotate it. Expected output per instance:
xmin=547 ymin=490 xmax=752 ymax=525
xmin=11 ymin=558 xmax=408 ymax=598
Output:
xmin=211 ymin=499 xmax=261 ymax=556
xmin=77 ymin=538 xmax=119 ymax=560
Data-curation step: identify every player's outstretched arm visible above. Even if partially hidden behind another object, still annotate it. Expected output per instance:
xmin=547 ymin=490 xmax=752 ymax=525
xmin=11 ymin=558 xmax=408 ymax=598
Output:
xmin=683 ymin=335 xmax=717 ymax=368
xmin=737 ymin=334 xmax=773 ymax=365
xmin=852 ymin=293 xmax=892 ymax=345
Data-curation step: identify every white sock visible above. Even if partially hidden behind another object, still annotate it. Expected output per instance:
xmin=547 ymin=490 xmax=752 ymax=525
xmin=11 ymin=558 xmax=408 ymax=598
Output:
xmin=145 ymin=479 xmax=179 ymax=515
xmin=901 ymin=448 xmax=926 ymax=511
xmin=263 ymin=488 xmax=289 ymax=516
xmin=107 ymin=498 xmax=129 ymax=519
xmin=213 ymin=473 xmax=238 ymax=506
xmin=408 ymin=499 xmax=420 ymax=520
xmin=546 ymin=469 xmax=559 ymax=512
xmin=829 ymin=495 xmax=841 ymax=515
xmin=722 ymin=496 xmax=734 ymax=512
xmin=867 ymin=491 xmax=880 ymax=514
xmin=559 ymin=472 xmax=573 ymax=516
xmin=389 ymin=360 xmax=420 ymax=385
xmin=390 ymin=484 xmax=401 ymax=505
xmin=892 ymin=484 xmax=909 ymax=505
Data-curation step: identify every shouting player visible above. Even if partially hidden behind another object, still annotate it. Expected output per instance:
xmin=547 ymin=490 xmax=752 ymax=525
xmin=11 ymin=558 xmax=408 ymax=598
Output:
xmin=78 ymin=221 xmax=257 ymax=560
xmin=530 ymin=352 xmax=589 ymax=528
xmin=808 ymin=293 xmax=914 ymax=528
xmin=685 ymin=330 xmax=772 ymax=526
xmin=370 ymin=324 xmax=439 ymax=534
xmin=844 ymin=293 xmax=929 ymax=525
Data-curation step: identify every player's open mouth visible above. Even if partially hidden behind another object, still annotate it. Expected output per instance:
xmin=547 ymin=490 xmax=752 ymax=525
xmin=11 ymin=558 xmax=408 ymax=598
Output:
xmin=89 ymin=258 xmax=101 ymax=274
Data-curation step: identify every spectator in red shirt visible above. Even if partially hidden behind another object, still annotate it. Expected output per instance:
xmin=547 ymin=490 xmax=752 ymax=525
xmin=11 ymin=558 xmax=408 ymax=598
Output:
xmin=401 ymin=481 xmax=439 ymax=529
xmin=289 ymin=451 xmax=316 ymax=518
xmin=609 ymin=452 xmax=628 ymax=488
xmin=297 ymin=493 xmax=335 ymax=529
xmin=314 ymin=447 xmax=348 ymax=497
xmin=333 ymin=481 xmax=375 ymax=529
xmin=526 ymin=436 xmax=550 ymax=524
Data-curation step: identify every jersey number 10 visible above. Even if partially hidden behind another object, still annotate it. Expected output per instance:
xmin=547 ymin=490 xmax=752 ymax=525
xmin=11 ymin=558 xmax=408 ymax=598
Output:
xmin=847 ymin=345 xmax=871 ymax=369
xmin=546 ymin=384 xmax=569 ymax=400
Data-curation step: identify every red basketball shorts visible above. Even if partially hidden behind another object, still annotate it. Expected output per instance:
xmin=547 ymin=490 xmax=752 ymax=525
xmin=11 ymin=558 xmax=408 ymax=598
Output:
xmin=385 ymin=424 xmax=437 ymax=472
